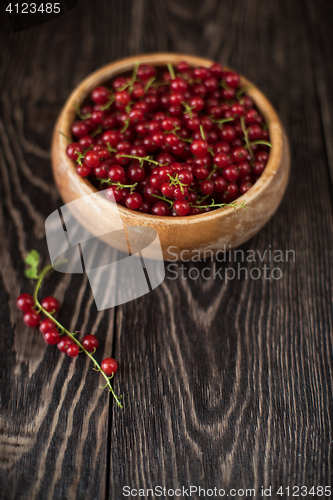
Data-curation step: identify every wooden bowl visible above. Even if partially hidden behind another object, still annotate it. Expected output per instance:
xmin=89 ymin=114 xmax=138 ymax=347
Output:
xmin=52 ymin=53 xmax=290 ymax=261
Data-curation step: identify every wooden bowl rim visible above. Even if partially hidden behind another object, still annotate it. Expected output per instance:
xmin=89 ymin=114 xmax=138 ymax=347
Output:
xmin=53 ymin=52 xmax=284 ymax=226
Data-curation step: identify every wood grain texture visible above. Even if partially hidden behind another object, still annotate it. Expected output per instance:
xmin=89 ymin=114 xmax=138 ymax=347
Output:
xmin=109 ymin=0 xmax=333 ymax=495
xmin=0 ymin=0 xmax=332 ymax=499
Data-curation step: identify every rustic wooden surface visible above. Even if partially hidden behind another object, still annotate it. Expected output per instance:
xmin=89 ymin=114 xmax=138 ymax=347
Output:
xmin=0 ymin=1 xmax=332 ymax=499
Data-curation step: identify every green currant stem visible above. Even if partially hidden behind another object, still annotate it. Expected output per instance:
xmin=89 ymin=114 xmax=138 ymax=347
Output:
xmin=191 ymin=200 xmax=247 ymax=210
xmin=236 ymin=84 xmax=253 ymax=100
xmin=249 ymin=140 xmax=272 ymax=148
xmin=33 ymin=264 xmax=123 ymax=408
xmin=199 ymin=125 xmax=206 ymax=141
xmin=99 ymin=96 xmax=115 ymax=111
xmin=175 ymin=133 xmax=192 ymax=143
xmin=91 ymin=125 xmax=103 ymax=137
xmin=152 ymin=194 xmax=174 ymax=206
xmin=73 ymin=102 xmax=92 ymax=120
xmin=195 ymin=193 xmax=211 ymax=205
xmin=206 ymin=165 xmax=218 ymax=180
xmin=167 ymin=62 xmax=176 ymax=80
xmin=240 ymin=116 xmax=254 ymax=160
xmin=75 ymin=151 xmax=85 ymax=166
xmin=144 ymin=76 xmax=156 ymax=92
xmin=220 ymin=80 xmax=231 ymax=91
xmin=120 ymin=119 xmax=130 ymax=134
xmin=128 ymin=62 xmax=140 ymax=93
xmin=59 ymin=131 xmax=71 ymax=142
xmin=211 ymin=117 xmax=234 ymax=130
xmin=167 ymin=173 xmax=187 ymax=194
xmin=117 ymin=154 xmax=162 ymax=166
xmin=181 ymin=101 xmax=194 ymax=119
xmin=100 ymin=179 xmax=137 ymax=192
xmin=106 ymin=143 xmax=117 ymax=153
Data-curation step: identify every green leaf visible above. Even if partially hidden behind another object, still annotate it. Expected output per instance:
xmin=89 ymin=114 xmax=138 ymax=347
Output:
xmin=25 ymin=250 xmax=40 ymax=280
xmin=25 ymin=267 xmax=39 ymax=279
xmin=25 ymin=250 xmax=40 ymax=268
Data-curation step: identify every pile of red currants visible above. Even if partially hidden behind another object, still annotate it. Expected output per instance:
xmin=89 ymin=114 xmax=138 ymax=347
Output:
xmin=66 ymin=61 xmax=271 ymax=216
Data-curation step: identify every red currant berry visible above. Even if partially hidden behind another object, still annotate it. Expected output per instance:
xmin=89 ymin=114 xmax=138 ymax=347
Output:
xmin=67 ymin=344 xmax=80 ymax=357
xmin=44 ymin=328 xmax=60 ymax=345
xmin=255 ymin=151 xmax=269 ymax=164
xmin=246 ymin=109 xmax=262 ymax=124
xmin=125 ymin=193 xmax=143 ymax=210
xmin=220 ymin=125 xmax=237 ymax=143
xmin=158 ymin=166 xmax=173 ymax=181
xmin=161 ymin=182 xmax=174 ymax=197
xmin=222 ymin=182 xmax=239 ymax=202
xmin=222 ymin=165 xmax=240 ymax=182
xmin=214 ymin=176 xmax=227 ymax=192
xmin=173 ymin=200 xmax=190 ymax=216
xmin=178 ymin=169 xmax=193 ymax=185
xmin=41 ymin=296 xmax=60 ymax=314
xmin=106 ymin=186 xmax=124 ymax=203
xmin=252 ymin=161 xmax=265 ymax=175
xmin=102 ymin=130 xmax=120 ymax=147
xmin=144 ymin=185 xmax=160 ymax=202
xmin=151 ymin=201 xmax=169 ymax=216
xmin=115 ymin=90 xmax=130 ymax=107
xmin=240 ymin=182 xmax=253 ymax=194
xmin=213 ymin=152 xmax=230 ymax=168
xmin=92 ymin=86 xmax=109 ymax=105
xmin=57 ymin=336 xmax=75 ymax=353
xmin=82 ymin=334 xmax=99 ymax=352
xmin=127 ymin=164 xmax=146 ymax=182
xmin=230 ymin=103 xmax=245 ymax=117
xmin=137 ymin=200 xmax=152 ymax=214
xmin=23 ymin=310 xmax=40 ymax=327
xmin=108 ymin=165 xmax=126 ymax=183
xmin=238 ymin=161 xmax=251 ymax=178
xmin=193 ymin=66 xmax=211 ymax=80
xmin=200 ymin=180 xmax=214 ymax=195
xmin=137 ymin=64 xmax=156 ymax=82
xmin=230 ymin=147 xmax=248 ymax=163
xmin=248 ymin=124 xmax=263 ymax=140
xmin=169 ymin=92 xmax=185 ymax=106
xmin=173 ymin=186 xmax=188 ymax=200
xmin=84 ymin=151 xmax=100 ymax=168
xmin=170 ymin=77 xmax=188 ymax=92
xmin=193 ymin=166 xmax=209 ymax=179
xmin=210 ymin=62 xmax=224 ymax=78
xmin=224 ymin=71 xmax=240 ymax=88
xmin=66 ymin=143 xmax=83 ymax=161
xmin=77 ymin=165 xmax=91 ymax=177
xmin=16 ymin=293 xmax=34 ymax=312
xmin=101 ymin=357 xmax=119 ymax=375
xmin=73 ymin=122 xmax=91 ymax=140
xmin=176 ymin=61 xmax=191 ymax=72
xmin=150 ymin=174 xmax=163 ymax=190
xmin=190 ymin=139 xmax=208 ymax=157
xmin=190 ymin=96 xmax=204 ymax=111
xmin=79 ymin=136 xmax=95 ymax=149
xmin=39 ymin=318 xmax=56 ymax=334
xmin=94 ymin=163 xmax=108 ymax=179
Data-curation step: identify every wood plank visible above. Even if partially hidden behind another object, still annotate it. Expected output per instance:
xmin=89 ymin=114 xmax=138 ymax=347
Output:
xmin=0 ymin=4 xmax=122 ymax=498
xmin=109 ymin=0 xmax=333 ymax=495
xmin=305 ymin=0 xmax=333 ymax=187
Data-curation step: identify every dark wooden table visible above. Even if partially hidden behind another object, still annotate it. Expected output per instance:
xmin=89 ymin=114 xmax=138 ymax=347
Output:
xmin=0 ymin=1 xmax=332 ymax=499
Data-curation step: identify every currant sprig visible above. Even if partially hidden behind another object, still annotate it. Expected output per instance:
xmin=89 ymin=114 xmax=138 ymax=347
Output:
xmin=19 ymin=250 xmax=123 ymax=408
